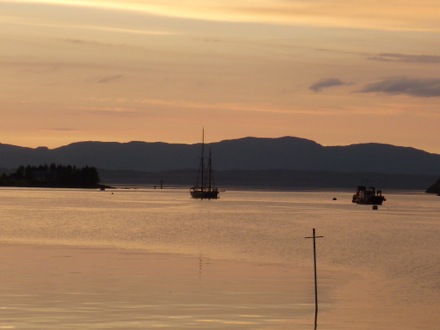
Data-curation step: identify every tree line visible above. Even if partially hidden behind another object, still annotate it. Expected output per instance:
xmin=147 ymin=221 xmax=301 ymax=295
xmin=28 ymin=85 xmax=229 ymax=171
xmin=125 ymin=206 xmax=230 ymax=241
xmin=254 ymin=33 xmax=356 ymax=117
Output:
xmin=0 ymin=164 xmax=102 ymax=188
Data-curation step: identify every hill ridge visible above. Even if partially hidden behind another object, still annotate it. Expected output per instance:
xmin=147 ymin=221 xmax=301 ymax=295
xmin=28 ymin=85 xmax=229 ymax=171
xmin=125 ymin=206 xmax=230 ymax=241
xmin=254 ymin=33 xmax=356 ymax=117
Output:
xmin=0 ymin=137 xmax=439 ymax=175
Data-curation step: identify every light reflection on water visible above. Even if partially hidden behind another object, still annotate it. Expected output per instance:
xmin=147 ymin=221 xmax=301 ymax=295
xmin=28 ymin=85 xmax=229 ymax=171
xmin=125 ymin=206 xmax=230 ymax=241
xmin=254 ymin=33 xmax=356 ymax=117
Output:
xmin=0 ymin=187 xmax=439 ymax=329
xmin=1 ymin=188 xmax=438 ymax=262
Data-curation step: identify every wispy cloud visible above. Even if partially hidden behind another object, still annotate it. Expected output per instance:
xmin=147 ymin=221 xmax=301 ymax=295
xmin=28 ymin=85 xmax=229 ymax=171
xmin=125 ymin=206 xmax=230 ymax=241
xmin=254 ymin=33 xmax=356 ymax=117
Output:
xmin=80 ymin=25 xmax=179 ymax=36
xmin=368 ymin=53 xmax=440 ymax=64
xmin=41 ymin=127 xmax=79 ymax=132
xmin=310 ymin=78 xmax=349 ymax=92
xmin=360 ymin=78 xmax=440 ymax=97
xmin=85 ymin=74 xmax=124 ymax=84
xmin=3 ymin=19 xmax=179 ymax=36
xmin=75 ymin=105 xmax=139 ymax=116
xmin=7 ymin=0 xmax=440 ymax=32
xmin=137 ymin=98 xmax=312 ymax=115
xmin=82 ymin=97 xmax=332 ymax=115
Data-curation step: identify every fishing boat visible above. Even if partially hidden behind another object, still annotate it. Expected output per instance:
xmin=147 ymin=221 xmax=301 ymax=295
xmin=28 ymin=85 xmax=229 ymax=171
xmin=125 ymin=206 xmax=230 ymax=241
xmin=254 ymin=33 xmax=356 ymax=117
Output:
xmin=352 ymin=185 xmax=386 ymax=205
xmin=190 ymin=130 xmax=219 ymax=200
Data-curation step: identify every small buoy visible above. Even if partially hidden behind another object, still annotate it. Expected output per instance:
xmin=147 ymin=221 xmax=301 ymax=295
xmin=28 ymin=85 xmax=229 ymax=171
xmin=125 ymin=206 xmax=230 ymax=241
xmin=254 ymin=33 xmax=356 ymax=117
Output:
xmin=372 ymin=205 xmax=378 ymax=210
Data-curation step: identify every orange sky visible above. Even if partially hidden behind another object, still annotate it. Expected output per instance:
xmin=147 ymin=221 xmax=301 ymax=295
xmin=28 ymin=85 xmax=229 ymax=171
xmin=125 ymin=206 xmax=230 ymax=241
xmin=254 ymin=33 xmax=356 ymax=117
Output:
xmin=1 ymin=1 xmax=440 ymax=153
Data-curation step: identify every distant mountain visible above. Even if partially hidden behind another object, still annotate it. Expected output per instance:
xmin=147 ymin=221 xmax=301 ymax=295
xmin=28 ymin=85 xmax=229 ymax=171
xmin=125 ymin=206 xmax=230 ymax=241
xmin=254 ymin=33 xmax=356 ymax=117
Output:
xmin=1 ymin=137 xmax=440 ymax=176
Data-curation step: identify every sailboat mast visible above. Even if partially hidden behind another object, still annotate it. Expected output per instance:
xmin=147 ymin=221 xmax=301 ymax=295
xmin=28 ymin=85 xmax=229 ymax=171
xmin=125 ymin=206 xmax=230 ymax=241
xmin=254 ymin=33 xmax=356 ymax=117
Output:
xmin=200 ymin=128 xmax=205 ymax=191
xmin=208 ymin=149 xmax=212 ymax=190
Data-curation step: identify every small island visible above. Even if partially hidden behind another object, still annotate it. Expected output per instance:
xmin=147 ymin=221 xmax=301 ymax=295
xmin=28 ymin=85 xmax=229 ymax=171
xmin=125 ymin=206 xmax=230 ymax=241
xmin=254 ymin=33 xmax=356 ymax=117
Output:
xmin=0 ymin=164 xmax=108 ymax=189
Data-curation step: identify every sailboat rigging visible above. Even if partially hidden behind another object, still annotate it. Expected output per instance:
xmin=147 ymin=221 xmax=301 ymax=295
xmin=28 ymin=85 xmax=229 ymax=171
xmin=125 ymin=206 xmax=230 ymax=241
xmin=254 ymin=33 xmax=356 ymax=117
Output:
xmin=190 ymin=130 xmax=219 ymax=200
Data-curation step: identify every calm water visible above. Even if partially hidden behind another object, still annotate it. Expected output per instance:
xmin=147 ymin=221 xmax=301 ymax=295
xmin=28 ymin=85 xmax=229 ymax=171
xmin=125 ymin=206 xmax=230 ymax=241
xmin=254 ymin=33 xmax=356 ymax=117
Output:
xmin=0 ymin=187 xmax=439 ymax=329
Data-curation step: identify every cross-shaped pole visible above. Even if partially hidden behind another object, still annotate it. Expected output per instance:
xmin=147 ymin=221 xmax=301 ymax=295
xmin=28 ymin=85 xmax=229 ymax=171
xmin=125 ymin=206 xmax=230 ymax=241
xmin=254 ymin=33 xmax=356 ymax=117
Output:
xmin=305 ymin=228 xmax=324 ymax=330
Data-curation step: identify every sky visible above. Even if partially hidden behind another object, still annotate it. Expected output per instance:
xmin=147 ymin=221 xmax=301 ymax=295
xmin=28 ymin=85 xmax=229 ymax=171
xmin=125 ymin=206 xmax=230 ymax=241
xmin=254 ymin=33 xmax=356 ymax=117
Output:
xmin=1 ymin=1 xmax=440 ymax=153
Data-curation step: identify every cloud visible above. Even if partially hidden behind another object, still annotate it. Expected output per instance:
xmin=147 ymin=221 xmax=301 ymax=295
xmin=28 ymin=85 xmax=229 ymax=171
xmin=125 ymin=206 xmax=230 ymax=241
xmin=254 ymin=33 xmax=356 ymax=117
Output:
xmin=7 ymin=0 xmax=440 ymax=32
xmin=41 ymin=127 xmax=78 ymax=132
xmin=310 ymin=78 xmax=348 ymax=92
xmin=97 ymin=74 xmax=124 ymax=83
xmin=85 ymin=74 xmax=124 ymax=84
xmin=368 ymin=53 xmax=440 ymax=64
xmin=75 ymin=106 xmax=138 ymax=116
xmin=360 ymin=78 xmax=440 ymax=97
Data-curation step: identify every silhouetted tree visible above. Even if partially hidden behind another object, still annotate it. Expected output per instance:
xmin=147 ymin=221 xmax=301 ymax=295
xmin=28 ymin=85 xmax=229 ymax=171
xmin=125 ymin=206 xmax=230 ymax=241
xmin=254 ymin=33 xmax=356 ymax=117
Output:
xmin=0 ymin=164 xmax=101 ymax=188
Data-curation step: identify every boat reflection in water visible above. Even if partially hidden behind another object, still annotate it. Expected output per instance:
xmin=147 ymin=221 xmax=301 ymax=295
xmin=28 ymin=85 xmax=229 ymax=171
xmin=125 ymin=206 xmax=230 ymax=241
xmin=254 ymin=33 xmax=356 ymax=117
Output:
xmin=352 ymin=186 xmax=386 ymax=205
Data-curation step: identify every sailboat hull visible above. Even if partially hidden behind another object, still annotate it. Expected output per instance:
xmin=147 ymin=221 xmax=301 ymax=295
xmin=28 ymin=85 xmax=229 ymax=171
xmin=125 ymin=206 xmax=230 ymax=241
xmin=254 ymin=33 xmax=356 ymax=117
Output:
xmin=190 ymin=188 xmax=219 ymax=200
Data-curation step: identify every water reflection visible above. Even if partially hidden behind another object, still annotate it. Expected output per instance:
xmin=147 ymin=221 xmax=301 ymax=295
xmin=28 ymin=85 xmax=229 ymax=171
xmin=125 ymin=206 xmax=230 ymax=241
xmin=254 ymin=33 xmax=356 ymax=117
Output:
xmin=0 ymin=188 xmax=439 ymax=329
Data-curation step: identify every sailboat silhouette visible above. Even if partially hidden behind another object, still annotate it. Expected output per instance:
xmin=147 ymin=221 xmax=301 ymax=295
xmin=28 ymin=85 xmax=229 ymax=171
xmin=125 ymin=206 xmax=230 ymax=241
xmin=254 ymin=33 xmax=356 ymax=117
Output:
xmin=190 ymin=129 xmax=219 ymax=200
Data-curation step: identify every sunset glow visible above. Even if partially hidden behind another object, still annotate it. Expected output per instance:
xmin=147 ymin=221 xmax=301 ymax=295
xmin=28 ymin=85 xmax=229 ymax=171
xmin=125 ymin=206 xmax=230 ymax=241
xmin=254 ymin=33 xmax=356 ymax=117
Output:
xmin=1 ymin=0 xmax=440 ymax=152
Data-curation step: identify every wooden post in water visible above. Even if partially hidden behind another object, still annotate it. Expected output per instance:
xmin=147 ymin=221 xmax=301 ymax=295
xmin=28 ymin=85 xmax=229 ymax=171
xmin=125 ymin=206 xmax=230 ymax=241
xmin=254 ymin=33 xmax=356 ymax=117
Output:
xmin=305 ymin=228 xmax=324 ymax=330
